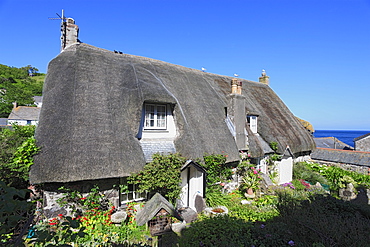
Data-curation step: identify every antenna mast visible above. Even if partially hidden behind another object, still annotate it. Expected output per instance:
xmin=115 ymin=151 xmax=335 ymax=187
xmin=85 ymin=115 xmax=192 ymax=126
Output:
xmin=49 ymin=10 xmax=78 ymax=52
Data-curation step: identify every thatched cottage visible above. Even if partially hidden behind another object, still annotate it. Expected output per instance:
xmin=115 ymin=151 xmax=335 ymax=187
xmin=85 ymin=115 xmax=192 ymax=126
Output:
xmin=29 ymin=18 xmax=315 ymax=212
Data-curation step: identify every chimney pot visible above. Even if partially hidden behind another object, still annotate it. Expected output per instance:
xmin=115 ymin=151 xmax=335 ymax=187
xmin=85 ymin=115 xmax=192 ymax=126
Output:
xmin=231 ymin=78 xmax=238 ymax=94
xmin=259 ymin=69 xmax=270 ymax=85
xmin=237 ymin=81 xmax=242 ymax=95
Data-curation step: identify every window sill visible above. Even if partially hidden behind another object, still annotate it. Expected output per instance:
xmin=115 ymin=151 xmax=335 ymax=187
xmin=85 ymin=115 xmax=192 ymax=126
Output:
xmin=143 ymin=129 xmax=169 ymax=133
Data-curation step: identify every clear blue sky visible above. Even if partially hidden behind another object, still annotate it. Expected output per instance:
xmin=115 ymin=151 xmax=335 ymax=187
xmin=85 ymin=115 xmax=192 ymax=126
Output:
xmin=1 ymin=0 xmax=369 ymax=130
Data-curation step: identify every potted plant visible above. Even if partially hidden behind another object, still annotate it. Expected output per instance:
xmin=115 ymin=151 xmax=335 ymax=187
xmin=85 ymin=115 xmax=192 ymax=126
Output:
xmin=239 ymin=165 xmax=262 ymax=198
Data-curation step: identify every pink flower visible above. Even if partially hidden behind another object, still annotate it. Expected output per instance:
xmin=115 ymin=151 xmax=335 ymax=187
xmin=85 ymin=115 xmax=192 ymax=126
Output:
xmin=253 ymin=170 xmax=258 ymax=174
xmin=220 ymin=183 xmax=225 ymax=186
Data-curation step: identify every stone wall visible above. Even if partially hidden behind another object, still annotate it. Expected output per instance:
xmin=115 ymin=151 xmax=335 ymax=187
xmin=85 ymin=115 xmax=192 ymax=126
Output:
xmin=311 ymin=159 xmax=370 ymax=175
xmin=41 ymin=178 xmax=122 ymax=219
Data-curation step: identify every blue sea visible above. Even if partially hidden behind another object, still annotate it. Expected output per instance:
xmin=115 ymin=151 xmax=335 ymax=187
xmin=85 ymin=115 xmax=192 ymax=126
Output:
xmin=314 ymin=130 xmax=370 ymax=147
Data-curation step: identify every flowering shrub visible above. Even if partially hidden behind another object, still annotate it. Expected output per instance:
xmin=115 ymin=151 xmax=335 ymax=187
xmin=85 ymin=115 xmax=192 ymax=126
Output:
xmin=28 ymin=186 xmax=151 ymax=246
xmin=238 ymin=161 xmax=262 ymax=193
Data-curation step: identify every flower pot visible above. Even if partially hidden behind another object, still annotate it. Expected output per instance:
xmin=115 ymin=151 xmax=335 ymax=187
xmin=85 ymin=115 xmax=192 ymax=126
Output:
xmin=247 ymin=188 xmax=254 ymax=195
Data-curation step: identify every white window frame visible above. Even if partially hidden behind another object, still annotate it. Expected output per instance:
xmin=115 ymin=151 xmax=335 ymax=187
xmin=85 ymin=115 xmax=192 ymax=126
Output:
xmin=120 ymin=177 xmax=147 ymax=204
xmin=144 ymin=103 xmax=167 ymax=130
xmin=247 ymin=115 xmax=258 ymax=134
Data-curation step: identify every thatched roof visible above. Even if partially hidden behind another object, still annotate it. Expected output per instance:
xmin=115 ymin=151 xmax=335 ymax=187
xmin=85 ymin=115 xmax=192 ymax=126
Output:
xmin=311 ymin=148 xmax=370 ymax=166
xmin=30 ymin=43 xmax=315 ymax=184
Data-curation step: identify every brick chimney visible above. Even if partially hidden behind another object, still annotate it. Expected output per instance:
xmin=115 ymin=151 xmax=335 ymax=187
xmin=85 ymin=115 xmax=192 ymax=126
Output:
xmin=259 ymin=69 xmax=270 ymax=85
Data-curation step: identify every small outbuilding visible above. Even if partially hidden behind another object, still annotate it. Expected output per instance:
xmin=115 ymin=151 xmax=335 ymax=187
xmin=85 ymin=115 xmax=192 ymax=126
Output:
xmin=136 ymin=193 xmax=182 ymax=236
xmin=179 ymin=160 xmax=207 ymax=212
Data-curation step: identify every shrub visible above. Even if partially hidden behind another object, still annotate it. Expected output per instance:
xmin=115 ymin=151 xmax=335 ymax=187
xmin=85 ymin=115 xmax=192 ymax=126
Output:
xmin=0 ymin=181 xmax=34 ymax=245
xmin=128 ymin=153 xmax=186 ymax=205
xmin=0 ymin=125 xmax=36 ymax=189
xmin=179 ymin=215 xmax=254 ymax=247
xmin=293 ymin=162 xmax=328 ymax=186
xmin=253 ymin=194 xmax=370 ymax=246
xmin=201 ymin=153 xmax=232 ymax=186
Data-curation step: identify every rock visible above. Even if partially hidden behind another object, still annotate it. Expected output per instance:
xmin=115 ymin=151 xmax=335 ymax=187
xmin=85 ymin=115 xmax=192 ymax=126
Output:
xmin=241 ymin=200 xmax=252 ymax=205
xmin=171 ymin=222 xmax=187 ymax=233
xmin=111 ymin=211 xmax=127 ymax=224
xmin=339 ymin=183 xmax=357 ymax=201
xmin=178 ymin=207 xmax=198 ymax=223
xmin=194 ymin=195 xmax=206 ymax=213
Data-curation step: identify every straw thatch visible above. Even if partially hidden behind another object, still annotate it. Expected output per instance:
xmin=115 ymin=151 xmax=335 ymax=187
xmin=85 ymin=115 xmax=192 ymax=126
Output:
xmin=30 ymin=43 xmax=315 ymax=184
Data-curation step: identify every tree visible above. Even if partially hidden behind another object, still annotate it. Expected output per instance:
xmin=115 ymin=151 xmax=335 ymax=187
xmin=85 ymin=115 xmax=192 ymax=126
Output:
xmin=0 ymin=125 xmax=36 ymax=189
xmin=0 ymin=64 xmax=44 ymax=118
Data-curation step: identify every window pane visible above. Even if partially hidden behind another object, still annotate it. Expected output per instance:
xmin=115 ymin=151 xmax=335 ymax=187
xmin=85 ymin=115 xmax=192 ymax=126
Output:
xmin=122 ymin=194 xmax=128 ymax=202
xmin=144 ymin=104 xmax=167 ymax=129
xmin=128 ymin=193 xmax=133 ymax=201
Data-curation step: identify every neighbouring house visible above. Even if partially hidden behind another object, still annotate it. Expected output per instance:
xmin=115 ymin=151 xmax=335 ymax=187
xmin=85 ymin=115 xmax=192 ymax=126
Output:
xmin=29 ymin=19 xmax=315 ymax=215
xmin=7 ymin=102 xmax=41 ymax=126
xmin=354 ymin=133 xmax=370 ymax=152
xmin=311 ymin=148 xmax=370 ymax=175
xmin=0 ymin=118 xmax=8 ymax=127
xmin=314 ymin=137 xmax=354 ymax=150
xmin=32 ymin=96 xmax=43 ymax=108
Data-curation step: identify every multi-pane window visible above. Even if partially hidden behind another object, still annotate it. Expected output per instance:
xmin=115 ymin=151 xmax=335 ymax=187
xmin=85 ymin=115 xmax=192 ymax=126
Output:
xmin=120 ymin=178 xmax=147 ymax=203
xmin=144 ymin=104 xmax=167 ymax=129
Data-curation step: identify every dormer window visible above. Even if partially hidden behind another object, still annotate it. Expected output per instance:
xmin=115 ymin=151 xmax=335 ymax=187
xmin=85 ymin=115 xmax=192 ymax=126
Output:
xmin=144 ymin=104 xmax=167 ymax=129
xmin=247 ymin=115 xmax=258 ymax=134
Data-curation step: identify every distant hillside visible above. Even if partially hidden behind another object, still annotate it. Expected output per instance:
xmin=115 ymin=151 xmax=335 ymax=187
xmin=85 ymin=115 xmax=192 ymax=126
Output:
xmin=0 ymin=64 xmax=45 ymax=118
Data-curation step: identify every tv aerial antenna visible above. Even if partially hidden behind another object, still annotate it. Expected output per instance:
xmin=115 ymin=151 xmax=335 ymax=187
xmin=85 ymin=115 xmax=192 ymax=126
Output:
xmin=49 ymin=9 xmax=69 ymax=51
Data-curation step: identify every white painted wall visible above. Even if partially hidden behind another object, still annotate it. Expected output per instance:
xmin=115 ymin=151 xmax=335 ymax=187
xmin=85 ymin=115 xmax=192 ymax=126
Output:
xmin=180 ymin=166 xmax=205 ymax=211
xmin=8 ymin=120 xmax=38 ymax=126
xmin=277 ymin=157 xmax=293 ymax=184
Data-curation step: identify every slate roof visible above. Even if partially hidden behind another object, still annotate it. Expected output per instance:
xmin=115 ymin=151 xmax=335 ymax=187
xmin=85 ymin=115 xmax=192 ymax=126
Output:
xmin=136 ymin=193 xmax=182 ymax=226
xmin=314 ymin=137 xmax=354 ymax=150
xmin=311 ymin=148 xmax=370 ymax=167
xmin=30 ymin=43 xmax=315 ymax=184
xmin=354 ymin=133 xmax=370 ymax=142
xmin=8 ymin=106 xmax=41 ymax=121
xmin=0 ymin=118 xmax=8 ymax=126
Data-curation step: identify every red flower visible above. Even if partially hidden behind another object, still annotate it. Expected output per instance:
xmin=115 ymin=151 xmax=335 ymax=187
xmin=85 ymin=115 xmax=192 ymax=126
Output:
xmin=58 ymin=214 xmax=63 ymax=217
xmin=49 ymin=222 xmax=57 ymax=225
xmin=80 ymin=197 xmax=87 ymax=200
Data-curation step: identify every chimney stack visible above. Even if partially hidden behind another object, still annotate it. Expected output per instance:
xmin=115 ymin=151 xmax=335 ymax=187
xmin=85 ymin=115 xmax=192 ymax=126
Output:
xmin=259 ymin=69 xmax=270 ymax=85
xmin=13 ymin=102 xmax=17 ymax=109
xmin=61 ymin=17 xmax=79 ymax=51
xmin=227 ymin=79 xmax=247 ymax=150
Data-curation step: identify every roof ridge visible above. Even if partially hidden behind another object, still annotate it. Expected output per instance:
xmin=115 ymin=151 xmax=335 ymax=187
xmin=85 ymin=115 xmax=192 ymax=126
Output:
xmin=69 ymin=43 xmax=261 ymax=84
